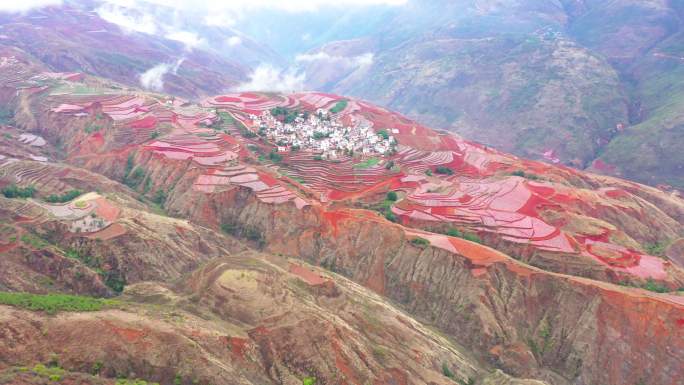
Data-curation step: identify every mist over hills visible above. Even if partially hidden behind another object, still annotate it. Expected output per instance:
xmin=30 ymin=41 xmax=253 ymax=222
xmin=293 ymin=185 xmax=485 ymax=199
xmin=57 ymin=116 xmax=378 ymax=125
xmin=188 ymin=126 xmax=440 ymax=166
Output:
xmin=0 ymin=2 xmax=683 ymax=385
xmin=3 ymin=0 xmax=681 ymax=189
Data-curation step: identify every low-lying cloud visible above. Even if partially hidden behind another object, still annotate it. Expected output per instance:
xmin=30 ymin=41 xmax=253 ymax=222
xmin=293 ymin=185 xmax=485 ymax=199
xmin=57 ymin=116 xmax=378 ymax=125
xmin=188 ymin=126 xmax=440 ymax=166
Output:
xmin=103 ymin=0 xmax=406 ymax=14
xmin=97 ymin=3 xmax=158 ymax=34
xmin=166 ymin=30 xmax=206 ymax=50
xmin=139 ymin=58 xmax=185 ymax=92
xmin=0 ymin=0 xmax=62 ymax=13
xmin=296 ymin=52 xmax=374 ymax=68
xmin=226 ymin=36 xmax=243 ymax=47
xmin=236 ymin=64 xmax=305 ymax=93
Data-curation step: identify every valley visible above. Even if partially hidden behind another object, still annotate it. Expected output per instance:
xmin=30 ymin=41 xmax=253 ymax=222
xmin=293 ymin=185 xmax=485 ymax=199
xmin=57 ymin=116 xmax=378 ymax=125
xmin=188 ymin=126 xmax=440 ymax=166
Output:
xmin=0 ymin=42 xmax=682 ymax=385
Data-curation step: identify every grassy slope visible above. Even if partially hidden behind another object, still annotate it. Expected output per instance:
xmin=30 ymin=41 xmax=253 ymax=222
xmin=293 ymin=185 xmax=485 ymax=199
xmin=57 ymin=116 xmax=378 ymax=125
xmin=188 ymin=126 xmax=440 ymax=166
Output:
xmin=599 ymin=31 xmax=684 ymax=188
xmin=341 ymin=35 xmax=627 ymax=165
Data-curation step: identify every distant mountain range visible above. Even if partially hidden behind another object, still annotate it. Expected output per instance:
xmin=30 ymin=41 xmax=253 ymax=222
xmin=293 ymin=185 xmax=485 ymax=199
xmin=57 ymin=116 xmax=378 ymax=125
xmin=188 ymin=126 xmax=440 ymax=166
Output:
xmin=2 ymin=0 xmax=682 ymax=190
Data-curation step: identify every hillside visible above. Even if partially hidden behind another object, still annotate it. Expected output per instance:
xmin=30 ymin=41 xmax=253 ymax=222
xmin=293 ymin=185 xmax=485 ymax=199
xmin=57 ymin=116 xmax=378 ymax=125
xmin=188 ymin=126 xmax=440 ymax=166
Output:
xmin=0 ymin=45 xmax=682 ymax=385
xmin=0 ymin=4 xmax=250 ymax=99
xmin=298 ymin=0 xmax=684 ymax=189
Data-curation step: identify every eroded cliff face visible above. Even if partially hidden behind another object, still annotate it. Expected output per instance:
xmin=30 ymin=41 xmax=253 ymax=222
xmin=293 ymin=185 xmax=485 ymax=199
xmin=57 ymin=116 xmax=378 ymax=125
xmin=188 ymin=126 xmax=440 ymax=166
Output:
xmin=108 ymin=153 xmax=682 ymax=385
xmin=14 ymin=108 xmax=678 ymax=385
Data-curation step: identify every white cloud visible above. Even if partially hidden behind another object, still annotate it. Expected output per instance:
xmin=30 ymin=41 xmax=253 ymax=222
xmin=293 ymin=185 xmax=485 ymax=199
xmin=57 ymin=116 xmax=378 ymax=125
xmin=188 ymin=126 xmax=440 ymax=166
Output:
xmin=226 ymin=36 xmax=242 ymax=47
xmin=104 ymin=0 xmax=406 ymax=13
xmin=204 ymin=12 xmax=237 ymax=27
xmin=0 ymin=0 xmax=62 ymax=13
xmin=101 ymin=0 xmax=406 ymax=28
xmin=236 ymin=64 xmax=305 ymax=93
xmin=139 ymin=58 xmax=185 ymax=91
xmin=296 ymin=52 xmax=374 ymax=68
xmin=96 ymin=3 xmax=158 ymax=34
xmin=166 ymin=30 xmax=206 ymax=50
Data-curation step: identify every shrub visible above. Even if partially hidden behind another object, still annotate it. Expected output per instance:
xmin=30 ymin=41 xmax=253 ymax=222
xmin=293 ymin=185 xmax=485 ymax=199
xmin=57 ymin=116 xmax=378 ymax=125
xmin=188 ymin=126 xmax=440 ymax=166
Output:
xmin=386 ymin=191 xmax=398 ymax=201
xmin=2 ymin=184 xmax=36 ymax=199
xmin=643 ymin=279 xmax=669 ymax=293
xmin=377 ymin=129 xmax=389 ymax=140
xmin=425 ymin=169 xmax=433 ymax=176
xmin=385 ymin=160 xmax=395 ymax=170
xmin=384 ymin=211 xmax=397 ymax=222
xmin=116 ymin=380 xmax=160 ymax=385
xmin=435 ymin=166 xmax=454 ymax=175
xmin=511 ymin=170 xmax=540 ymax=180
xmin=124 ymin=167 xmax=146 ymax=189
xmin=45 ymin=189 xmax=83 ymax=203
xmin=0 ymin=106 xmax=14 ymax=124
xmin=302 ymin=377 xmax=316 ymax=385
xmin=104 ymin=273 xmax=126 ymax=293
xmin=152 ymin=189 xmax=167 ymax=207
xmin=442 ymin=362 xmax=454 ymax=379
xmin=20 ymin=233 xmax=49 ymax=249
xmin=411 ymin=237 xmax=430 ymax=247
xmin=463 ymin=233 xmax=482 ymax=244
xmin=312 ymin=132 xmax=329 ymax=140
xmin=268 ymin=151 xmax=283 ymax=163
xmin=242 ymin=130 xmax=257 ymax=138
xmin=313 ymin=155 xmax=323 ymax=161
xmin=221 ymin=221 xmax=238 ymax=235
xmin=85 ymin=123 xmax=102 ymax=134
xmin=91 ymin=361 xmax=103 ymax=375
xmin=446 ymin=228 xmax=463 ymax=237
xmin=644 ymin=242 xmax=667 ymax=256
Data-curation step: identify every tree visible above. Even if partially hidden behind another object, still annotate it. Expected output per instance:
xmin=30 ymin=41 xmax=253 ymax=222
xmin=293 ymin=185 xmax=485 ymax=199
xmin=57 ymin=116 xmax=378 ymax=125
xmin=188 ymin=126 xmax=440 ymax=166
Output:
xmin=386 ymin=191 xmax=398 ymax=201
xmin=1 ymin=184 xmax=36 ymax=199
xmin=435 ymin=166 xmax=453 ymax=175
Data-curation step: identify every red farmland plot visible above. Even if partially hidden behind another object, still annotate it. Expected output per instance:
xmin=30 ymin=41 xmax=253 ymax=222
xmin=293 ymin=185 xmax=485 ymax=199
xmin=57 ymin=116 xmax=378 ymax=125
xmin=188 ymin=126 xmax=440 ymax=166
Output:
xmin=216 ymin=96 xmax=241 ymax=103
xmin=129 ymin=116 xmax=157 ymax=129
xmin=44 ymin=86 xmax=682 ymax=285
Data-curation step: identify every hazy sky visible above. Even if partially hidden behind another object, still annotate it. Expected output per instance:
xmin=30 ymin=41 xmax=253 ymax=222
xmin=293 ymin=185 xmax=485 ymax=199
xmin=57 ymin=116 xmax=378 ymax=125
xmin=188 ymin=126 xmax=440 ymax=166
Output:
xmin=0 ymin=0 xmax=406 ymax=14
xmin=0 ymin=0 xmax=62 ymax=12
xmin=103 ymin=0 xmax=407 ymax=13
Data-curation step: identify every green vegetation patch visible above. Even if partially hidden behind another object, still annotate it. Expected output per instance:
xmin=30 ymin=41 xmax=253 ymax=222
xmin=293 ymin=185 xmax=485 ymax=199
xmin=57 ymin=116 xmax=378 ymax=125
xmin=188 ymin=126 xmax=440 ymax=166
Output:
xmin=302 ymin=377 xmax=316 ymax=385
xmin=330 ymin=99 xmax=348 ymax=114
xmin=221 ymin=220 xmax=265 ymax=248
xmin=0 ymin=292 xmax=118 ymax=314
xmin=31 ymin=364 xmax=65 ymax=382
xmin=510 ymin=170 xmax=540 ymax=180
xmin=435 ymin=166 xmax=454 ymax=175
xmin=445 ymin=228 xmax=482 ymax=244
xmin=0 ymin=106 xmax=14 ymax=124
xmin=644 ymin=242 xmax=667 ymax=257
xmin=268 ymin=150 xmax=283 ymax=163
xmin=411 ymin=237 xmax=430 ymax=248
xmin=377 ymin=129 xmax=390 ymax=140
xmin=20 ymin=233 xmax=50 ymax=249
xmin=271 ymin=106 xmax=301 ymax=123
xmin=619 ymin=279 xmax=673 ymax=293
xmin=2 ymin=184 xmax=36 ymax=199
xmin=116 ymin=379 xmax=160 ymax=385
xmin=45 ymin=190 xmax=83 ymax=204
xmin=85 ymin=123 xmax=102 ymax=134
xmin=353 ymin=157 xmax=380 ymax=169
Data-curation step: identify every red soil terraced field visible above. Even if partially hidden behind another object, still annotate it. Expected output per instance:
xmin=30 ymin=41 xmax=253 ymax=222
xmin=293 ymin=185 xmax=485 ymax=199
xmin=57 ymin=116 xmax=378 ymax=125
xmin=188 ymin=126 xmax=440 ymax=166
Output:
xmin=14 ymin=79 xmax=684 ymax=287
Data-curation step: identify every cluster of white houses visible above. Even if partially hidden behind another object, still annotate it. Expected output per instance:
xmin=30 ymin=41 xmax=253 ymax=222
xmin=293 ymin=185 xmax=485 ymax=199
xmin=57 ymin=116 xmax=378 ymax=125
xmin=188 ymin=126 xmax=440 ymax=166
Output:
xmin=249 ymin=109 xmax=397 ymax=159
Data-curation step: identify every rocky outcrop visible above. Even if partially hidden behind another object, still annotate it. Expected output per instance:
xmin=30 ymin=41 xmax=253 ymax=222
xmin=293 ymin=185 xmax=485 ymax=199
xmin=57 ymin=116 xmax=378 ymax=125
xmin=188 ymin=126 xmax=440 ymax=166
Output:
xmin=157 ymin=180 xmax=684 ymax=385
